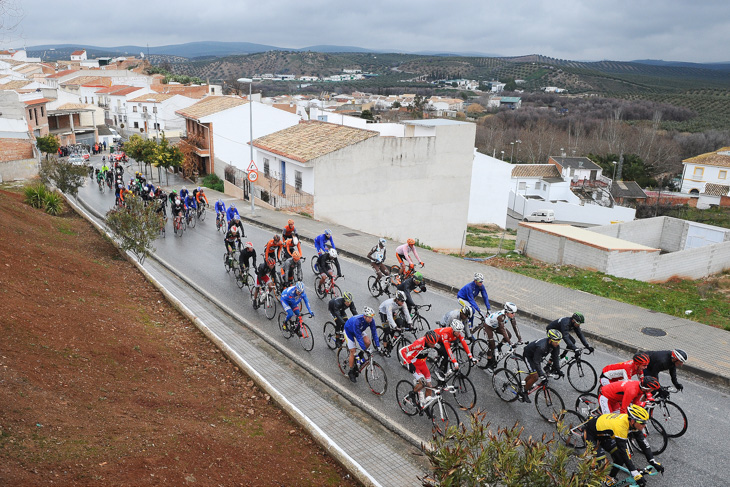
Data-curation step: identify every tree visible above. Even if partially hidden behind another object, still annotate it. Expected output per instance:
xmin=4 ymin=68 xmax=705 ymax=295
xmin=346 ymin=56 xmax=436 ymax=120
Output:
xmin=504 ymin=78 xmax=518 ymax=91
xmin=105 ymin=195 xmax=161 ymax=265
xmin=151 ymin=134 xmax=183 ymax=182
xmin=38 ymin=157 xmax=88 ymax=198
xmin=360 ymin=109 xmax=374 ymax=120
xmin=391 ymin=101 xmax=401 ymax=109
xmin=422 ymin=412 xmax=608 ymax=486
xmin=36 ymin=134 xmax=60 ymax=160
xmin=409 ymin=94 xmax=427 ymax=119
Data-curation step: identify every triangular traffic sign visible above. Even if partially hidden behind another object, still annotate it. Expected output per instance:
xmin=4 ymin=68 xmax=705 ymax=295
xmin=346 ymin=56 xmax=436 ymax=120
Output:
xmin=247 ymin=160 xmax=258 ymax=172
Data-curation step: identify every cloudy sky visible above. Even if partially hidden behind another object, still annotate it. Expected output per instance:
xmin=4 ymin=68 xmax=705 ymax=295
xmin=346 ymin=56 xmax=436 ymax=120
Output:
xmin=6 ymin=0 xmax=730 ymax=62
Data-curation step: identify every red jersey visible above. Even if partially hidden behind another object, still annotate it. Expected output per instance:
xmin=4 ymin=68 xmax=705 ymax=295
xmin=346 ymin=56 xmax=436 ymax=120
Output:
xmin=601 ymin=360 xmax=643 ymax=383
xmin=600 ymin=380 xmax=650 ymax=414
xmin=399 ymin=336 xmax=428 ymax=364
xmin=433 ymin=327 xmax=472 ymax=363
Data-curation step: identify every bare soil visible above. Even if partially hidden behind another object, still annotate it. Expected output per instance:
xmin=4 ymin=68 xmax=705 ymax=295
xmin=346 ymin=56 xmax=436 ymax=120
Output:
xmin=0 ymin=188 xmax=359 ymax=486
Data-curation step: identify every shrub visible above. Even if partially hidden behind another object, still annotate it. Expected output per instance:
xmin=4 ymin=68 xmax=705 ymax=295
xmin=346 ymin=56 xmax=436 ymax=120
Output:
xmin=202 ymin=173 xmax=224 ymax=192
xmin=43 ymin=191 xmax=64 ymax=216
xmin=23 ymin=183 xmax=64 ymax=215
xmin=105 ymin=196 xmax=162 ymax=264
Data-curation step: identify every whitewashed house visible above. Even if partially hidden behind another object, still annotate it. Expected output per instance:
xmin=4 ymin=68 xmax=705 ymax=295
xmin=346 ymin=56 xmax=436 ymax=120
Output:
xmin=680 ymin=147 xmax=730 ymax=195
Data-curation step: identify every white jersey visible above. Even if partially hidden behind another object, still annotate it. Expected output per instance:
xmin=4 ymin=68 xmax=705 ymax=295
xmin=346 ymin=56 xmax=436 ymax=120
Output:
xmin=486 ymin=310 xmax=506 ymax=329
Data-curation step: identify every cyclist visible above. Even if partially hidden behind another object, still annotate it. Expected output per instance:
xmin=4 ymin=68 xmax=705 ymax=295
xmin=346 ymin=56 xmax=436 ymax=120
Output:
xmin=457 ymin=272 xmax=490 ymax=326
xmin=583 ymin=405 xmax=664 ymax=487
xmin=193 ymin=186 xmax=209 ymax=210
xmin=168 ymin=189 xmax=178 ymax=206
xmin=155 ymin=189 xmax=167 ymax=218
xmin=520 ymin=329 xmax=563 ymax=403
xmin=367 ymin=238 xmax=389 ymax=280
xmin=179 ymin=185 xmax=190 ymax=201
xmin=252 ymin=258 xmax=278 ymax=309
xmin=224 ymin=225 xmax=242 ymax=264
xmin=546 ymin=312 xmax=594 ymax=357
xmin=282 ymin=219 xmax=298 ymax=240
xmin=315 ymin=249 xmax=338 ymax=294
xmin=344 ymin=306 xmax=381 ymax=383
xmin=600 ymin=352 xmax=650 ymax=387
xmin=395 ymin=238 xmax=423 ymax=276
xmin=440 ymin=306 xmax=473 ymax=339
xmin=314 ymin=229 xmax=342 ymax=277
xmin=378 ymin=291 xmax=413 ymax=353
xmin=431 ymin=320 xmax=475 ymax=380
xmin=264 ymin=234 xmax=284 ymax=263
xmin=396 ymin=271 xmax=426 ymax=314
xmin=280 ymin=251 xmax=304 ymax=285
xmin=227 ymin=214 xmax=245 ymax=237
xmin=644 ymin=349 xmax=687 ymax=392
xmin=328 ymin=291 xmax=358 ymax=347
xmin=399 ymin=331 xmax=441 ymax=408
xmin=598 ymin=376 xmax=660 ymax=415
xmin=282 ymin=236 xmax=302 ymax=260
xmin=114 ymin=181 xmax=124 ymax=205
xmin=239 ymin=241 xmax=257 ymax=272
xmin=183 ymin=192 xmax=197 ymax=222
xmin=280 ymin=281 xmax=315 ymax=334
xmin=214 ymin=199 xmax=227 ymax=226
xmin=226 ymin=203 xmax=241 ymax=224
xmin=483 ymin=302 xmax=523 ymax=369
xmin=171 ymin=198 xmax=185 ymax=227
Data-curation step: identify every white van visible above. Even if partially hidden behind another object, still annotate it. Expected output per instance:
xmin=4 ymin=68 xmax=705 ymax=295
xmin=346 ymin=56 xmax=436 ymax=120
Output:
xmin=523 ymin=209 xmax=555 ymax=223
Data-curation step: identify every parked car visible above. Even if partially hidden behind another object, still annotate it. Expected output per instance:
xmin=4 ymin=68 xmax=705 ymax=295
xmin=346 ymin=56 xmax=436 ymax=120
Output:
xmin=81 ymin=151 xmax=90 ymax=160
xmin=109 ymin=128 xmax=121 ymax=143
xmin=68 ymin=155 xmax=85 ymax=166
xmin=110 ymin=151 xmax=127 ymax=162
xmin=523 ymin=209 xmax=555 ymax=223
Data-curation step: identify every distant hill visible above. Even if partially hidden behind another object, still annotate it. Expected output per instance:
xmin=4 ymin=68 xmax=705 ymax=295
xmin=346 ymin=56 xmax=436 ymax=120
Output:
xmin=631 ymin=59 xmax=730 ymax=72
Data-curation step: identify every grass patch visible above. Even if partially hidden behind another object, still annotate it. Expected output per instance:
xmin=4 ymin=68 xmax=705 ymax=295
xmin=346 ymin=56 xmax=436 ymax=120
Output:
xmin=466 ymin=233 xmax=515 ymax=250
xmin=201 ymin=173 xmax=224 ymax=192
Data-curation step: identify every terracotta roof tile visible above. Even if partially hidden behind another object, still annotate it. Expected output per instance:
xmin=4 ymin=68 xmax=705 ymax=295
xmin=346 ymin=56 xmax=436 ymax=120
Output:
xmin=0 ymin=80 xmax=32 ymax=90
xmin=128 ymin=93 xmax=175 ymax=103
xmin=253 ymin=120 xmax=378 ymax=163
xmin=47 ymin=69 xmax=79 ymax=79
xmin=61 ymin=76 xmax=106 ymax=86
xmin=95 ymin=85 xmax=131 ymax=94
xmin=71 ymin=50 xmax=86 ymax=56
xmin=703 ymin=182 xmax=730 ymax=197
xmin=175 ymin=96 xmax=248 ymax=120
xmin=54 ymin=103 xmax=94 ymax=111
xmin=110 ymin=86 xmax=144 ymax=96
xmin=511 ymin=164 xmax=562 ymax=178
xmin=23 ymin=98 xmax=53 ymax=105
xmin=683 ymin=147 xmax=730 ymax=169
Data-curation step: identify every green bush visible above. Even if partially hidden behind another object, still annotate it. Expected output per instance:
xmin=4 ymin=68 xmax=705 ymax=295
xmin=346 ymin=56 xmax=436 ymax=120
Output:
xmin=43 ymin=191 xmax=64 ymax=216
xmin=23 ymin=183 xmax=64 ymax=215
xmin=202 ymin=173 xmax=224 ymax=192
xmin=105 ymin=196 xmax=162 ymax=264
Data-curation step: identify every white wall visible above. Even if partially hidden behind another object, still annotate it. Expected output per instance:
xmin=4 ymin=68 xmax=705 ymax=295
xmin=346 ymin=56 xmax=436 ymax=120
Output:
xmin=468 ymin=151 xmax=512 ymax=227
xmin=308 ymin=107 xmax=404 ymax=137
xmin=680 ymin=162 xmax=729 ymax=193
xmin=509 ymin=192 xmax=636 ymax=226
xmin=313 ymin=121 xmax=476 ymax=249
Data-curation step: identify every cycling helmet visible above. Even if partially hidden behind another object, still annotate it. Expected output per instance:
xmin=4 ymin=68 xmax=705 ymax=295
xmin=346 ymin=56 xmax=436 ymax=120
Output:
xmin=324 ymin=229 xmax=332 ymax=236
xmin=407 ymin=238 xmax=415 ymax=245
xmin=288 ymin=219 xmax=294 ymax=226
xmin=343 ymin=291 xmax=353 ymax=303
xmin=273 ymin=235 xmax=281 ymax=242
xmin=182 ymin=186 xmax=186 ymax=191
xmin=266 ymin=258 xmax=276 ymax=267
xmin=292 ymin=251 xmax=301 ymax=261
xmin=632 ymin=352 xmax=650 ymax=366
xmin=413 ymin=271 xmax=424 ymax=283
xmin=362 ymin=306 xmax=376 ymax=317
xmin=671 ymin=349 xmax=688 ymax=364
xmin=328 ymin=248 xmax=338 ymax=258
xmin=504 ymin=302 xmax=517 ymax=314
xmin=379 ymin=238 xmax=386 ymax=246
xmin=547 ymin=329 xmax=563 ymax=342
xmin=197 ymin=186 xmax=201 ymax=192
xmin=627 ymin=404 xmax=649 ymax=424
xmin=640 ymin=376 xmax=661 ymax=391
xmin=295 ymin=281 xmax=305 ymax=294
xmin=245 ymin=241 xmax=253 ymax=249
xmin=474 ymin=272 xmax=485 ymax=283
xmin=572 ymin=312 xmax=585 ymax=324
xmin=424 ymin=330 xmax=439 ymax=346
xmin=175 ymin=198 xmax=181 ymax=205
xmin=231 ymin=225 xmax=238 ymax=233
xmin=460 ymin=306 xmax=473 ymax=319
xmin=451 ymin=319 xmax=465 ymax=336
xmin=395 ymin=290 xmax=407 ymax=302
xmin=292 ymin=236 xmax=299 ymax=245
xmin=217 ymin=199 xmax=223 ymax=205
xmin=230 ymin=203 xmax=236 ymax=209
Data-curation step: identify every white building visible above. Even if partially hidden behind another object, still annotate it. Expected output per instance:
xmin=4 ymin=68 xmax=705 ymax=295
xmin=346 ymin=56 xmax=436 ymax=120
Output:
xmin=680 ymin=147 xmax=730 ymax=195
xmin=70 ymin=50 xmax=87 ymax=61
xmin=126 ymin=93 xmax=197 ymax=138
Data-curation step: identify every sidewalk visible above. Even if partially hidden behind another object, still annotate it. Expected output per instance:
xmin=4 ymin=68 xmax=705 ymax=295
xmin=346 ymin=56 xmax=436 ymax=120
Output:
xmin=155 ymin=169 xmax=730 ymax=387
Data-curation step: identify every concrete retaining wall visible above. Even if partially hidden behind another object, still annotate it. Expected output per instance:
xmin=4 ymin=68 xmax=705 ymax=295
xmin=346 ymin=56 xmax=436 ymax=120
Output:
xmin=0 ymin=158 xmax=38 ymax=182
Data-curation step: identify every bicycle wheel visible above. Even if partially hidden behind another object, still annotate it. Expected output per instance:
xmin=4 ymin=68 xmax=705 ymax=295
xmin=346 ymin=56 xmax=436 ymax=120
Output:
xmin=534 ymin=386 xmax=565 ymax=423
xmin=311 ymin=255 xmax=318 ymax=274
xmin=557 ymin=410 xmax=587 ymax=451
xmin=330 ymin=283 xmax=342 ymax=299
xmin=395 ymin=380 xmax=419 ymax=416
xmin=235 ymin=268 xmax=246 ymax=289
xmin=430 ymin=400 xmax=459 ymax=437
xmin=449 ymin=373 xmax=476 ymax=411
xmin=390 ymin=264 xmax=401 ymax=277
xmin=323 ymin=321 xmax=340 ymax=350
xmin=492 ymin=368 xmax=520 ymax=403
xmin=413 ymin=315 xmax=430 ymax=332
xmin=175 ymin=219 xmax=184 ymax=237
xmin=452 ymin=347 xmax=472 ymax=377
xmin=224 ymin=253 xmax=232 ymax=273
xmin=367 ymin=275 xmax=382 ymax=298
xmin=297 ymin=323 xmax=314 ymax=351
xmin=365 ymin=361 xmax=388 ymax=395
xmin=504 ymin=354 xmax=527 ymax=377
xmin=314 ymin=276 xmax=326 ymax=299
xmin=574 ymin=392 xmax=599 ymax=419
xmin=651 ymin=400 xmax=687 ymax=438
xmin=630 ymin=417 xmax=668 ymax=456
xmin=278 ymin=313 xmax=292 ymax=339
xmin=567 ymin=359 xmax=597 ymax=393
xmin=264 ymin=293 xmax=277 ymax=320
xmin=188 ymin=213 xmax=196 ymax=228
xmin=199 ymin=206 xmax=206 ymax=221
xmin=336 ymin=346 xmax=350 ymax=376
xmin=471 ymin=338 xmax=491 ymax=369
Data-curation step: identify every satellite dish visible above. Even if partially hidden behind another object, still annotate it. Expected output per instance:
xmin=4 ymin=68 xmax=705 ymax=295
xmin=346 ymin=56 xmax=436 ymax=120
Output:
xmin=140 ymin=52 xmax=145 ymax=59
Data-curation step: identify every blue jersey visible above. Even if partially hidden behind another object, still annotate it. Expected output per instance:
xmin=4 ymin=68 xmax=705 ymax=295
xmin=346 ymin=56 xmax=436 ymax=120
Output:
xmin=457 ymin=281 xmax=490 ymax=313
xmin=226 ymin=206 xmax=241 ymax=222
xmin=214 ymin=200 xmax=226 ymax=214
xmin=281 ymin=286 xmax=312 ymax=313
xmin=314 ymin=233 xmax=335 ymax=253
xmin=184 ymin=194 xmax=197 ymax=209
xmin=344 ymin=314 xmax=380 ymax=350
xmin=179 ymin=188 xmax=190 ymax=200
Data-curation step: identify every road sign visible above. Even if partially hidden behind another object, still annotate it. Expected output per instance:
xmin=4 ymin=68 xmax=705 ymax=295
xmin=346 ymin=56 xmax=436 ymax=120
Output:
xmin=247 ymin=170 xmax=258 ymax=183
xmin=247 ymin=161 xmax=258 ymax=173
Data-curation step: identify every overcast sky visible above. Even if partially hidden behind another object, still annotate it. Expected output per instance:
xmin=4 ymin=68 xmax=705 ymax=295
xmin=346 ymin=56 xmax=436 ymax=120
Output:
xmin=6 ymin=0 xmax=730 ymax=63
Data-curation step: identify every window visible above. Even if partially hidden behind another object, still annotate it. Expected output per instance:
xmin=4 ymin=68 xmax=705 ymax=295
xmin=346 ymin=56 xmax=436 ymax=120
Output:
xmin=263 ymin=158 xmax=270 ymax=177
xmin=40 ymin=106 xmax=44 ymax=117
xmin=133 ymin=122 xmax=139 ymax=128
xmin=535 ymin=182 xmax=540 ymax=189
xmin=693 ymin=167 xmax=704 ymax=179
xmin=720 ymin=170 xmax=727 ymax=180
xmin=518 ymin=182 xmax=526 ymax=190
xmin=29 ymin=108 xmax=33 ymax=120
xmin=143 ymin=106 xmax=148 ymax=113
xmin=132 ymin=106 xmax=137 ymax=113
xmin=295 ymin=170 xmax=303 ymax=192
xmin=152 ymin=106 xmax=157 ymax=114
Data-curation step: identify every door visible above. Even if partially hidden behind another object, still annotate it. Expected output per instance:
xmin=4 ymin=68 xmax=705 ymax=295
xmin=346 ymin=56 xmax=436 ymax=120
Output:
xmin=280 ymin=160 xmax=286 ymax=195
xmin=590 ymin=170 xmax=597 ymax=181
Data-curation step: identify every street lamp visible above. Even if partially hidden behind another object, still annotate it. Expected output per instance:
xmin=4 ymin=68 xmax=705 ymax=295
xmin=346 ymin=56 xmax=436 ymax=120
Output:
xmin=500 ymin=150 xmax=505 ymax=160
xmin=509 ymin=139 xmax=522 ymax=163
xmin=612 ymin=161 xmax=618 ymax=182
xmin=237 ymin=77 xmax=255 ymax=216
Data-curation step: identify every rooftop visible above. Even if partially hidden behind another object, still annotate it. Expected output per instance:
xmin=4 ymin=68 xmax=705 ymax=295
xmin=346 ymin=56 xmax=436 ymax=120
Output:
xmin=176 ymin=96 xmax=247 ymax=121
xmin=683 ymin=147 xmax=730 ymax=169
xmin=611 ymin=180 xmax=648 ymax=199
xmin=253 ymin=120 xmax=378 ymax=163
xmin=128 ymin=93 xmax=176 ymax=103
xmin=550 ymin=155 xmax=602 ymax=171
xmin=23 ymin=98 xmax=53 ymax=105
xmin=511 ymin=164 xmax=562 ymax=179
xmin=520 ymin=223 xmax=660 ymax=252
